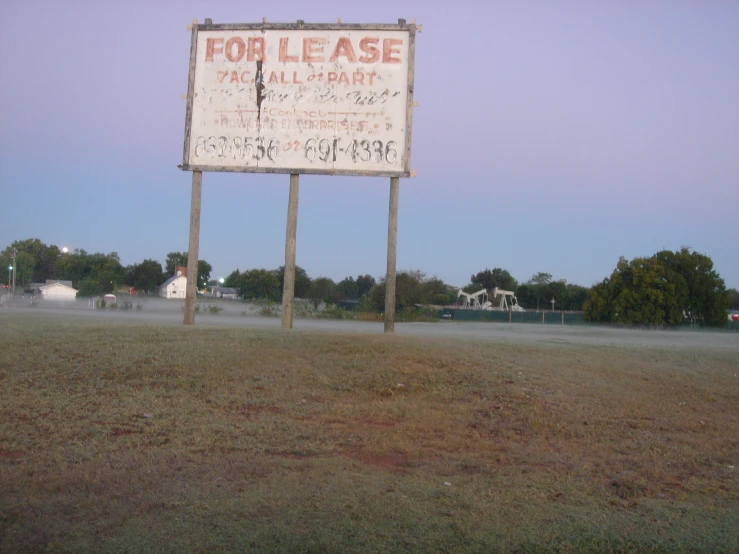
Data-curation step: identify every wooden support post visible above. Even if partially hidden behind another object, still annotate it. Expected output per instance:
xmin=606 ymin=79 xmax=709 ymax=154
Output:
xmin=562 ymin=311 xmax=564 ymax=325
xmin=384 ymin=176 xmax=400 ymax=333
xmin=542 ymin=310 xmax=545 ymax=324
xmin=509 ymin=308 xmax=512 ymax=323
xmin=281 ymin=173 xmax=300 ymax=329
xmin=183 ymin=171 xmax=203 ymax=325
xmin=10 ymin=248 xmax=16 ymax=301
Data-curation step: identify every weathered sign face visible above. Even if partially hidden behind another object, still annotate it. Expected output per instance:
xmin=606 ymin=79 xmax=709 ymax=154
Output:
xmin=182 ymin=22 xmax=416 ymax=177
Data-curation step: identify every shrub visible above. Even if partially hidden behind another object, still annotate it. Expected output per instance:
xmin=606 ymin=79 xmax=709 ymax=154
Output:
xmin=315 ymin=303 xmax=353 ymax=320
xmin=293 ymin=303 xmax=315 ymax=318
xmin=397 ymin=306 xmax=439 ymax=322
xmin=78 ymin=278 xmax=104 ymax=297
xmin=356 ymin=311 xmax=383 ymax=322
xmin=258 ymin=304 xmax=280 ymax=317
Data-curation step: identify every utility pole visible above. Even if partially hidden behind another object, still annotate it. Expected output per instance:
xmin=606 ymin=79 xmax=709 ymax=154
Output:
xmin=11 ymin=248 xmax=16 ymax=300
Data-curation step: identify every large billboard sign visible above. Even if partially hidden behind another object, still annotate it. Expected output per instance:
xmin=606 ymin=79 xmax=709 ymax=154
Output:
xmin=181 ymin=21 xmax=417 ymax=177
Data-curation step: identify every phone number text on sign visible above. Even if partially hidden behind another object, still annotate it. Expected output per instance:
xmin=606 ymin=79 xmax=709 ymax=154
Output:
xmin=193 ymin=136 xmax=399 ymax=165
xmin=182 ymin=23 xmax=416 ymax=176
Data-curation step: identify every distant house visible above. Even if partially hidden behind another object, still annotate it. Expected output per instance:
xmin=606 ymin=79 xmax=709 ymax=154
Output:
xmin=212 ymin=286 xmax=238 ymax=299
xmin=159 ymin=272 xmax=187 ymax=299
xmin=25 ymin=283 xmax=47 ymax=294
xmin=47 ymin=279 xmax=73 ymax=288
xmin=25 ymin=280 xmax=74 ymax=295
xmin=39 ymin=282 xmax=78 ymax=301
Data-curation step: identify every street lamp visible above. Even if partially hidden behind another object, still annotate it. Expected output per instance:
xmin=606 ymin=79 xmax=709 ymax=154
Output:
xmin=7 ymin=265 xmax=11 ymax=287
xmin=61 ymin=246 xmax=69 ymax=254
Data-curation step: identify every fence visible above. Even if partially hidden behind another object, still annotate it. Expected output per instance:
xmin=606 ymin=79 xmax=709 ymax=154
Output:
xmin=440 ymin=308 xmax=739 ymax=330
xmin=440 ymin=308 xmax=585 ymax=324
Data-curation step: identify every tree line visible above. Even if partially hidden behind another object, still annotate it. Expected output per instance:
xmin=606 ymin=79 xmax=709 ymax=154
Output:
xmin=0 ymin=239 xmax=211 ymax=297
xmin=462 ymin=268 xmax=591 ymax=312
xmin=223 ymin=267 xmax=377 ymax=309
xmin=2 ymin=238 xmax=734 ymax=327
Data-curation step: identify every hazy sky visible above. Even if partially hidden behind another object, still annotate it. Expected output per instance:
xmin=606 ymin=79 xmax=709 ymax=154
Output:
xmin=1 ymin=0 xmax=737 ymax=289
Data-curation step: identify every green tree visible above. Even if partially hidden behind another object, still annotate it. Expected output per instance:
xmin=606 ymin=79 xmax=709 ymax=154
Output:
xmin=126 ymin=259 xmax=165 ymax=292
xmin=3 ymin=251 xmax=32 ymax=288
xmin=335 ymin=274 xmax=377 ymax=300
xmin=77 ymin=277 xmax=104 ymax=297
xmin=336 ymin=276 xmax=360 ymax=300
xmin=165 ymin=251 xmax=211 ymax=288
xmin=514 ymin=284 xmax=536 ymax=309
xmin=54 ymin=249 xmax=89 ymax=286
xmin=356 ymin=275 xmax=376 ymax=297
xmin=470 ymin=268 xmax=518 ymax=293
xmin=237 ymin=269 xmax=281 ymax=301
xmin=544 ymin=280 xmax=568 ymax=311
xmin=1 ymin=239 xmax=61 ymax=285
xmin=275 ymin=265 xmax=312 ymax=299
xmin=368 ymin=271 xmax=451 ymax=311
xmin=420 ymin=277 xmax=456 ymax=305
xmin=197 ymin=260 xmax=212 ymax=288
xmin=528 ymin=272 xmax=552 ymax=310
xmin=165 ymin=252 xmax=188 ymax=275
xmin=728 ymin=288 xmax=739 ymax=311
xmin=564 ymin=284 xmax=590 ymax=311
xmin=584 ymin=249 xmax=728 ymax=327
xmin=55 ymin=250 xmax=124 ymax=293
xmin=611 ymin=256 xmax=688 ymax=326
xmin=514 ymin=277 xmax=587 ymax=311
xmin=394 ymin=271 xmax=425 ymax=308
xmin=92 ymin=252 xmax=125 ymax=293
xmin=309 ymin=277 xmax=336 ymax=309
xmin=223 ymin=269 xmax=241 ymax=289
xmin=653 ymin=248 xmax=728 ymax=326
xmin=582 ymin=280 xmax=614 ymax=322
xmin=368 ymin=282 xmax=384 ymax=311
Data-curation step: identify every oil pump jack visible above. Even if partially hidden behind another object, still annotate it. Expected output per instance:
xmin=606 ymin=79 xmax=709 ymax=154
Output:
xmin=490 ymin=287 xmax=525 ymax=311
xmin=457 ymin=288 xmax=488 ymax=309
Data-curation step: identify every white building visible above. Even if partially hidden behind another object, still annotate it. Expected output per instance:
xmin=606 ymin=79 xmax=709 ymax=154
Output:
xmin=159 ymin=273 xmax=187 ymax=299
xmin=39 ymin=282 xmax=78 ymax=301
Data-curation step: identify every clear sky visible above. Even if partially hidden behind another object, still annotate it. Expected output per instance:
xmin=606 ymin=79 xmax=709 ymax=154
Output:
xmin=1 ymin=0 xmax=737 ymax=289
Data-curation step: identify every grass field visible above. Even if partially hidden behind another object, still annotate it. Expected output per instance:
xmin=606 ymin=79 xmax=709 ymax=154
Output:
xmin=1 ymin=313 xmax=737 ymax=553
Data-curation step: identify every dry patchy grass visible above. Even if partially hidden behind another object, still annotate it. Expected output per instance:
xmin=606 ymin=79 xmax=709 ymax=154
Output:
xmin=1 ymin=313 xmax=738 ymax=553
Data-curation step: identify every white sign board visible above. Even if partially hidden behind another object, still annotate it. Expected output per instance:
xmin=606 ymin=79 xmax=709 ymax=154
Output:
xmin=182 ymin=22 xmax=416 ymax=177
